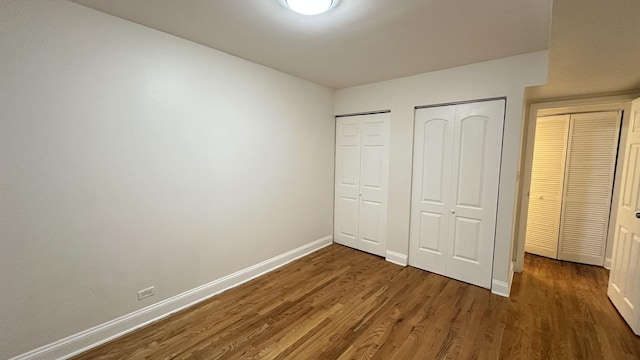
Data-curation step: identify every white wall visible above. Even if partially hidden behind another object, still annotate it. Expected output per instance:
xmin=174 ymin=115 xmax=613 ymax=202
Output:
xmin=0 ymin=1 xmax=335 ymax=358
xmin=335 ymin=51 xmax=549 ymax=293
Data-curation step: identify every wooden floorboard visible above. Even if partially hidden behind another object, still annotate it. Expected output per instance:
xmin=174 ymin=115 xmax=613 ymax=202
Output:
xmin=72 ymin=244 xmax=640 ymax=360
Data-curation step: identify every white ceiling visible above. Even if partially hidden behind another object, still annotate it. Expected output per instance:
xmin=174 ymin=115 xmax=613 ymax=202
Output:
xmin=71 ymin=0 xmax=552 ymax=89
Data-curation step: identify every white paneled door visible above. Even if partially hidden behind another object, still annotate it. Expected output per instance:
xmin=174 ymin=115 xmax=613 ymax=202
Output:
xmin=608 ymin=97 xmax=640 ymax=335
xmin=410 ymin=99 xmax=505 ymax=289
xmin=409 ymin=105 xmax=455 ymax=275
xmin=334 ymin=112 xmax=390 ymax=257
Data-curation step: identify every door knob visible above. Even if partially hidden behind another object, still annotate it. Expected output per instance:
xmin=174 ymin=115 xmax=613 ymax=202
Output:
xmin=450 ymin=209 xmax=456 ymax=214
xmin=636 ymin=212 xmax=640 ymax=219
xmin=359 ymin=193 xmax=362 ymax=196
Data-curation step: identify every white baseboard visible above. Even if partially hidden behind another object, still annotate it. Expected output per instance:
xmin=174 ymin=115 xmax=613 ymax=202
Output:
xmin=385 ymin=251 xmax=408 ymax=267
xmin=10 ymin=235 xmax=333 ymax=360
xmin=491 ymin=261 xmax=515 ymax=298
xmin=491 ymin=279 xmax=510 ymax=297
xmin=604 ymin=257 xmax=612 ymax=270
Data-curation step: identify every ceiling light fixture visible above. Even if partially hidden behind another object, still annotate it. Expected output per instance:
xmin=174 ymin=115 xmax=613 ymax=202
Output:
xmin=283 ymin=0 xmax=336 ymax=15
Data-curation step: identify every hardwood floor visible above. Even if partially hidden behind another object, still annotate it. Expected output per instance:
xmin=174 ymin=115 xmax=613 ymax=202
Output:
xmin=73 ymin=245 xmax=640 ymax=360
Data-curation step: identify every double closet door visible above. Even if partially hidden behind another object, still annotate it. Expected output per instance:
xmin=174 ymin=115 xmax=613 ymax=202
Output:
xmin=334 ymin=112 xmax=390 ymax=257
xmin=409 ymin=99 xmax=505 ymax=289
xmin=525 ymin=111 xmax=621 ymax=266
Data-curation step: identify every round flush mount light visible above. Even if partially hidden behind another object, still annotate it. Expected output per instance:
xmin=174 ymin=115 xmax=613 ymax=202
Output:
xmin=282 ymin=0 xmax=337 ymax=15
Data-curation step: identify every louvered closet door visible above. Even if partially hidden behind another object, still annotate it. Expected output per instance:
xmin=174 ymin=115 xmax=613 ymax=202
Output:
xmin=524 ymin=115 xmax=570 ymax=258
xmin=558 ymin=111 xmax=622 ymax=265
xmin=334 ymin=113 xmax=390 ymax=257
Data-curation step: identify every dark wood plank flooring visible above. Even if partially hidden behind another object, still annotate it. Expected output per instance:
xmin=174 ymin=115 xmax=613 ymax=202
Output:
xmin=72 ymin=245 xmax=640 ymax=359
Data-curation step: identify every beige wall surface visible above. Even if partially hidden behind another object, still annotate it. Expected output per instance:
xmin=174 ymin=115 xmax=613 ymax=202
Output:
xmin=528 ymin=0 xmax=640 ymax=100
xmin=335 ymin=51 xmax=549 ymax=291
xmin=0 ymin=1 xmax=335 ymax=358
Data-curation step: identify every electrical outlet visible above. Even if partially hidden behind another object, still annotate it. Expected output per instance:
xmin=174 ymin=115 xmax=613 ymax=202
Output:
xmin=137 ymin=286 xmax=155 ymax=301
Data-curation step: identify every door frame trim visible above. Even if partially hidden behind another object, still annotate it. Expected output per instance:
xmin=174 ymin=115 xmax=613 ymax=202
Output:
xmin=415 ymin=97 xmax=506 ymax=110
xmin=335 ymin=110 xmax=390 ymax=118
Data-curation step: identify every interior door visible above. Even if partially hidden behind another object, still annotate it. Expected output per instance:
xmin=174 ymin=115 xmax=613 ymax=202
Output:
xmin=356 ymin=114 xmax=390 ymax=256
xmin=445 ymin=101 xmax=505 ymax=289
xmin=334 ymin=117 xmax=361 ymax=249
xmin=409 ymin=105 xmax=455 ymax=275
xmin=409 ymin=99 xmax=505 ymax=289
xmin=558 ymin=111 xmax=621 ymax=265
xmin=608 ymin=98 xmax=640 ymax=335
xmin=524 ymin=115 xmax=570 ymax=258
xmin=334 ymin=113 xmax=390 ymax=257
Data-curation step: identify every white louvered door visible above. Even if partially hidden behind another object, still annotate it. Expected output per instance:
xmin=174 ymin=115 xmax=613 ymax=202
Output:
xmin=558 ymin=111 xmax=622 ymax=265
xmin=334 ymin=113 xmax=390 ymax=257
xmin=524 ymin=115 xmax=570 ymax=258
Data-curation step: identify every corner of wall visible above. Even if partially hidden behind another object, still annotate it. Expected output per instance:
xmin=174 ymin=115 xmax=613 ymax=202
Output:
xmin=491 ymin=260 xmax=515 ymax=297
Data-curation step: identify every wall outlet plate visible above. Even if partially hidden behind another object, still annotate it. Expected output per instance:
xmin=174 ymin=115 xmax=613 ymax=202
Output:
xmin=137 ymin=286 xmax=155 ymax=301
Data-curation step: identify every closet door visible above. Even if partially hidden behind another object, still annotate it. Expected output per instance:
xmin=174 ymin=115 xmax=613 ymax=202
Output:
xmin=357 ymin=114 xmax=390 ymax=256
xmin=334 ymin=113 xmax=390 ymax=257
xmin=608 ymin=97 xmax=640 ymax=335
xmin=445 ymin=101 xmax=505 ymax=289
xmin=409 ymin=99 xmax=505 ymax=289
xmin=558 ymin=111 xmax=622 ymax=265
xmin=409 ymin=105 xmax=455 ymax=274
xmin=524 ymin=115 xmax=570 ymax=258
xmin=334 ymin=117 xmax=362 ymax=249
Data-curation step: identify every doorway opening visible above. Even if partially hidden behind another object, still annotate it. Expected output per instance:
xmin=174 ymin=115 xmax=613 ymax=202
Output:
xmin=525 ymin=110 xmax=622 ymax=266
xmin=516 ymin=96 xmax=635 ymax=271
xmin=514 ymin=94 xmax=640 ymax=335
